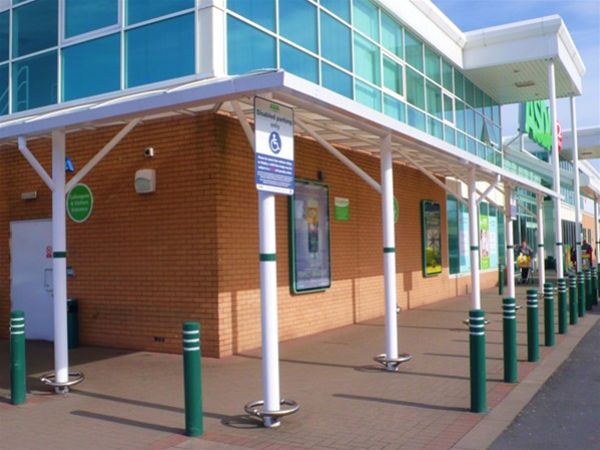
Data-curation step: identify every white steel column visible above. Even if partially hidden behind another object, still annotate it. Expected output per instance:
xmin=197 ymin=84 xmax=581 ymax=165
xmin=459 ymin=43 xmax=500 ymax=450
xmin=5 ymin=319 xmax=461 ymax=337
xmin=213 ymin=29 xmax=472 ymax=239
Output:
xmin=570 ymin=96 xmax=582 ymax=269
xmin=380 ymin=135 xmax=398 ymax=364
xmin=468 ymin=167 xmax=481 ymax=310
xmin=537 ymin=194 xmax=546 ymax=290
xmin=51 ymin=130 xmax=69 ymax=388
xmin=548 ymin=61 xmax=563 ymax=277
xmin=505 ymin=184 xmax=515 ymax=298
xmin=258 ymin=190 xmax=281 ymax=427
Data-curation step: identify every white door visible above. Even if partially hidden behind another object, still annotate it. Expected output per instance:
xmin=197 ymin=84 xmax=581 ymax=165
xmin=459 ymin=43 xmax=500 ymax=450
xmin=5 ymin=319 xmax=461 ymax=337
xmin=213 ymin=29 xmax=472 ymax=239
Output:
xmin=11 ymin=219 xmax=54 ymax=341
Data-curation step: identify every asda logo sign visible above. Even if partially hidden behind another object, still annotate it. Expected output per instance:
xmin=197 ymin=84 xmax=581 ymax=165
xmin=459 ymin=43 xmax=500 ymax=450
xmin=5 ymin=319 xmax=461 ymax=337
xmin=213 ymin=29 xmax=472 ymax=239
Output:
xmin=521 ymin=101 xmax=562 ymax=152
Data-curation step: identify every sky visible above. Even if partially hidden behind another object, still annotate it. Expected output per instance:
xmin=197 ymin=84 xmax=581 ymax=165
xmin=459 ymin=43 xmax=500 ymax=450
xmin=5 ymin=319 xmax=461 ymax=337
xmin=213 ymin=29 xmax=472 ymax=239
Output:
xmin=433 ymin=0 xmax=600 ymax=140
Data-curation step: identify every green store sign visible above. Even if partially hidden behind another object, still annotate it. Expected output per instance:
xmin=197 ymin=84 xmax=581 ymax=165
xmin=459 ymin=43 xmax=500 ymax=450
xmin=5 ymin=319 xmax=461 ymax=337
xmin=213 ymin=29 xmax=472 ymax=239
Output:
xmin=521 ymin=100 xmax=562 ymax=152
xmin=67 ymin=184 xmax=93 ymax=223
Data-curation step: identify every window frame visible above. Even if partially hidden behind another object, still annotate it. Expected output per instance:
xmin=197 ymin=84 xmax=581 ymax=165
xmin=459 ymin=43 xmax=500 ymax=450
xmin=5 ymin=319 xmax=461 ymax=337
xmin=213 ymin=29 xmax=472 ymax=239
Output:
xmin=61 ymin=0 xmax=122 ymax=45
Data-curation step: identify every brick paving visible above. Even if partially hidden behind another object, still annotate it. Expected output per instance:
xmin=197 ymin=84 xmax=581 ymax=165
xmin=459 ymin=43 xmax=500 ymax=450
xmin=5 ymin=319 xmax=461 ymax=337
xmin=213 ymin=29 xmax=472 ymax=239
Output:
xmin=0 ymin=285 xmax=595 ymax=450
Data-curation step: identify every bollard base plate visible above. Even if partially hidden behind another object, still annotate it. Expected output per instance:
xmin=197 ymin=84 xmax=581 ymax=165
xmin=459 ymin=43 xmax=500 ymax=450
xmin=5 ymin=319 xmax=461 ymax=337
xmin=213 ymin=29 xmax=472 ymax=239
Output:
xmin=244 ymin=399 xmax=299 ymax=427
xmin=373 ymin=353 xmax=412 ymax=371
xmin=40 ymin=371 xmax=85 ymax=393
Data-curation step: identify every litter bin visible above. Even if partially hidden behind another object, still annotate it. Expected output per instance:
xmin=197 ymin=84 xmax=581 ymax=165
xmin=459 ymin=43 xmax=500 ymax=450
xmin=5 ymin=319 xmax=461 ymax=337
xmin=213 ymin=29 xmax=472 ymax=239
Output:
xmin=67 ymin=299 xmax=79 ymax=349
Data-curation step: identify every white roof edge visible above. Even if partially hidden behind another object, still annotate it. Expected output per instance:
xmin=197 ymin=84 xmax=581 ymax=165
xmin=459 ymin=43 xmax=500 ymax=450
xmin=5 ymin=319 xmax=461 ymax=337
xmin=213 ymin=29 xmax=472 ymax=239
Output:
xmin=407 ymin=0 xmax=466 ymax=46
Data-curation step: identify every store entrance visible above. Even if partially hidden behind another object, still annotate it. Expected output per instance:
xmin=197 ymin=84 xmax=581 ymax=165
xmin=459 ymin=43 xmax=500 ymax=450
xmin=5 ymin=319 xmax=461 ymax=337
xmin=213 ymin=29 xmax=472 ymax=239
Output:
xmin=10 ymin=219 xmax=54 ymax=341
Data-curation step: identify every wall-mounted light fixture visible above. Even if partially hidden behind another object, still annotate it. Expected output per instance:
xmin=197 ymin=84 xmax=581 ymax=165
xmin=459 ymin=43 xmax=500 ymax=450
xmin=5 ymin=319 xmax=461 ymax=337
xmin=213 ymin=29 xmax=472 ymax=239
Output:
xmin=135 ymin=169 xmax=156 ymax=194
xmin=21 ymin=191 xmax=38 ymax=200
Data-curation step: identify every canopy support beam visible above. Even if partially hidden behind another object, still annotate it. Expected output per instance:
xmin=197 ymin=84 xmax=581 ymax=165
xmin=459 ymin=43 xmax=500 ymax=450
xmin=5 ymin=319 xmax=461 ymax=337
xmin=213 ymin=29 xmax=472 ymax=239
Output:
xmin=17 ymin=137 xmax=55 ymax=191
xmin=477 ymin=175 xmax=501 ymax=206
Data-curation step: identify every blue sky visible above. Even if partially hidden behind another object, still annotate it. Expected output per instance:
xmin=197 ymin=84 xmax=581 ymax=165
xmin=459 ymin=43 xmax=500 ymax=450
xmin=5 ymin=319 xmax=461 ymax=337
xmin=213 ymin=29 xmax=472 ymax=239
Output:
xmin=434 ymin=0 xmax=600 ymax=138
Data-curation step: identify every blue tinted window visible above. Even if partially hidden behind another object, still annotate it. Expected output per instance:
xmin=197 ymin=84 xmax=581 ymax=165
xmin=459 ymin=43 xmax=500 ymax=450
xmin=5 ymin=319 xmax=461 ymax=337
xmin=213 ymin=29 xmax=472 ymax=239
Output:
xmin=127 ymin=0 xmax=194 ymax=25
xmin=126 ymin=14 xmax=194 ymax=87
xmin=427 ymin=117 xmax=443 ymax=139
xmin=405 ymin=31 xmax=423 ymax=72
xmin=382 ymin=12 xmax=402 ymax=58
xmin=384 ymin=95 xmax=405 ymax=122
xmin=228 ymin=0 xmax=275 ymax=30
xmin=354 ymin=34 xmax=380 ymax=84
xmin=0 ymin=64 xmax=8 ymax=115
xmin=13 ymin=0 xmax=58 ymax=57
xmin=320 ymin=12 xmax=351 ymax=70
xmin=320 ymin=0 xmax=350 ymax=22
xmin=407 ymin=105 xmax=425 ymax=131
xmin=13 ymin=51 xmax=57 ymax=112
xmin=63 ymin=34 xmax=120 ymax=101
xmin=227 ymin=16 xmax=276 ymax=75
xmin=279 ymin=0 xmax=317 ymax=52
xmin=65 ymin=0 xmax=118 ymax=38
xmin=444 ymin=125 xmax=456 ymax=145
xmin=322 ymin=63 xmax=352 ymax=98
xmin=280 ymin=43 xmax=318 ymax=83
xmin=355 ymin=79 xmax=381 ymax=111
xmin=353 ymin=0 xmax=379 ymax=41
xmin=0 ymin=12 xmax=8 ymax=62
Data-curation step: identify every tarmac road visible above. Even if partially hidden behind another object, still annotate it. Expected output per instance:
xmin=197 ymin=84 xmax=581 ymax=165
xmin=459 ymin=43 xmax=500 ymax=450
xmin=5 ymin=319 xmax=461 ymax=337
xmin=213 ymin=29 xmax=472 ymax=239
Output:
xmin=490 ymin=311 xmax=600 ymax=450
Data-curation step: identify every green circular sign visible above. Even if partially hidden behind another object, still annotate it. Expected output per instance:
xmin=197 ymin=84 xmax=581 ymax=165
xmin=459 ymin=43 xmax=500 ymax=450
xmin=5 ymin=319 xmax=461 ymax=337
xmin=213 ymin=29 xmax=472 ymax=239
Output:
xmin=67 ymin=184 xmax=93 ymax=223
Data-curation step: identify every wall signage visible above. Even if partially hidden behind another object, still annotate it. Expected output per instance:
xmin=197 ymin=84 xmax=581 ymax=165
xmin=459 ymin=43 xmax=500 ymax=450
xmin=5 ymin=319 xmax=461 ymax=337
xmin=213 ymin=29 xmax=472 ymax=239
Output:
xmin=334 ymin=197 xmax=350 ymax=221
xmin=289 ymin=181 xmax=331 ymax=293
xmin=254 ymin=97 xmax=295 ymax=195
xmin=521 ymin=100 xmax=562 ymax=152
xmin=66 ymin=184 xmax=93 ymax=223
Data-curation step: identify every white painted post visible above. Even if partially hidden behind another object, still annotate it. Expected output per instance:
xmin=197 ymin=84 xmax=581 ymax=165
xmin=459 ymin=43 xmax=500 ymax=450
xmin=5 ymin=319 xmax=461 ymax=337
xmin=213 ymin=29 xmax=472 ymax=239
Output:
xmin=548 ymin=61 xmax=563 ymax=278
xmin=537 ymin=194 xmax=546 ymax=290
xmin=468 ymin=167 xmax=481 ymax=310
xmin=258 ymin=191 xmax=280 ymax=427
xmin=380 ymin=135 xmax=398 ymax=365
xmin=505 ymin=185 xmax=515 ymax=298
xmin=51 ymin=130 xmax=69 ymax=389
xmin=570 ymin=96 xmax=582 ymax=270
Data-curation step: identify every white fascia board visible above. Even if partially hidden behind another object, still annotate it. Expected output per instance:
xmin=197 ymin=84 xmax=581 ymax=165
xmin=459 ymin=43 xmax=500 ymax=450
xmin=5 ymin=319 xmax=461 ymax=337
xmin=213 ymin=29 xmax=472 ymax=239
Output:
xmin=557 ymin=38 xmax=583 ymax=95
xmin=376 ymin=0 xmax=465 ymax=66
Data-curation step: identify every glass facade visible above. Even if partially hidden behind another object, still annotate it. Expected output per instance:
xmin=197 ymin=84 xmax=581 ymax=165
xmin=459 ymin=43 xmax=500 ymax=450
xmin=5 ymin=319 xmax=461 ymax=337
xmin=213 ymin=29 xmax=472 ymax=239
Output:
xmin=226 ymin=0 xmax=502 ymax=165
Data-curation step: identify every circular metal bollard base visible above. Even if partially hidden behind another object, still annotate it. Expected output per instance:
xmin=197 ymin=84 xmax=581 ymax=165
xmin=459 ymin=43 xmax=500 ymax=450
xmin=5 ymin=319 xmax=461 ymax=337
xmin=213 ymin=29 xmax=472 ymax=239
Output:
xmin=373 ymin=353 xmax=412 ymax=371
xmin=244 ymin=399 xmax=299 ymax=428
xmin=40 ymin=371 xmax=85 ymax=393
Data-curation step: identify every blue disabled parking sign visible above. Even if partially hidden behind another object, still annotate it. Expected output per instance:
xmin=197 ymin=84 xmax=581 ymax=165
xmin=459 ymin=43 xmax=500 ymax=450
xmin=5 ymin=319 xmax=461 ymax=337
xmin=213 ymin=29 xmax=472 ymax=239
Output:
xmin=254 ymin=97 xmax=295 ymax=195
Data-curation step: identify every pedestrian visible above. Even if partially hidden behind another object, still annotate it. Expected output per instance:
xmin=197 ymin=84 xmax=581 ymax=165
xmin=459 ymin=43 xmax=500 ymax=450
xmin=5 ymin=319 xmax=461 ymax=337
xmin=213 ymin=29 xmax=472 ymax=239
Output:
xmin=517 ymin=239 xmax=534 ymax=283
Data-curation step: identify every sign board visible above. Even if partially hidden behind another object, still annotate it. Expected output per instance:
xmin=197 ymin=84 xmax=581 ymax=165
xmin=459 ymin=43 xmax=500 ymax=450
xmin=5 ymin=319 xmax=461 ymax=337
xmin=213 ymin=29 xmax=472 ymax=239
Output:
xmin=67 ymin=184 xmax=93 ymax=223
xmin=254 ymin=97 xmax=295 ymax=195
xmin=520 ymin=101 xmax=562 ymax=152
xmin=334 ymin=197 xmax=350 ymax=221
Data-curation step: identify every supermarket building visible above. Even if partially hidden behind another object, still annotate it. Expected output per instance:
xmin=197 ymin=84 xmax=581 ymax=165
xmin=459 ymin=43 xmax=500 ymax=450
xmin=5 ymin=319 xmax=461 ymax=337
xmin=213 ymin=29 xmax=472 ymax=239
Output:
xmin=0 ymin=0 xmax=595 ymax=418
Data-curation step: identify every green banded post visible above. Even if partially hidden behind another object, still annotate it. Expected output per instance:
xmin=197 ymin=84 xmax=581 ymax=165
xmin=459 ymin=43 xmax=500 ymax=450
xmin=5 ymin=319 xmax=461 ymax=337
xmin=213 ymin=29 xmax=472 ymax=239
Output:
xmin=182 ymin=322 xmax=203 ymax=437
xmin=502 ymin=298 xmax=518 ymax=383
xmin=469 ymin=309 xmax=487 ymax=413
xmin=568 ymin=275 xmax=578 ymax=325
xmin=498 ymin=263 xmax=505 ymax=296
xmin=591 ymin=267 xmax=599 ymax=306
xmin=577 ymin=272 xmax=586 ymax=317
xmin=526 ymin=289 xmax=539 ymax=362
xmin=585 ymin=269 xmax=592 ymax=311
xmin=543 ymin=283 xmax=555 ymax=347
xmin=557 ymin=278 xmax=567 ymax=334
xmin=10 ymin=310 xmax=26 ymax=405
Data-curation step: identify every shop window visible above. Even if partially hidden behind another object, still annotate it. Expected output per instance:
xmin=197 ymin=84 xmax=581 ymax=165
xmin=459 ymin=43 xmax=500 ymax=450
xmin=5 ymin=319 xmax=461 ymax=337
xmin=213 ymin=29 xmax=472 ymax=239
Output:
xmin=407 ymin=105 xmax=426 ymax=132
xmin=454 ymin=70 xmax=465 ymax=100
xmin=426 ymin=81 xmax=442 ymax=120
xmin=442 ymin=60 xmax=453 ymax=92
xmin=62 ymin=34 xmax=120 ymax=101
xmin=322 ymin=62 xmax=352 ymax=98
xmin=227 ymin=16 xmax=275 ymax=76
xmin=384 ymin=94 xmax=405 ymax=122
xmin=0 ymin=11 xmax=7 ymax=62
xmin=320 ymin=0 xmax=350 ymax=22
xmin=65 ymin=0 xmax=118 ymax=38
xmin=355 ymin=79 xmax=381 ymax=111
xmin=127 ymin=0 xmax=194 ymax=26
xmin=353 ymin=0 xmax=379 ymax=41
xmin=12 ymin=0 xmax=58 ymax=58
xmin=405 ymin=30 xmax=423 ymax=71
xmin=126 ymin=14 xmax=194 ymax=87
xmin=12 ymin=50 xmax=57 ymax=112
xmin=320 ymin=12 xmax=351 ymax=70
xmin=279 ymin=0 xmax=317 ymax=53
xmin=406 ymin=67 xmax=424 ymax=110
xmin=381 ymin=12 xmax=402 ymax=58
xmin=424 ymin=47 xmax=440 ymax=84
xmin=0 ymin=64 xmax=7 ymax=115
xmin=383 ymin=56 xmax=402 ymax=96
xmin=280 ymin=42 xmax=318 ymax=83
xmin=354 ymin=34 xmax=380 ymax=84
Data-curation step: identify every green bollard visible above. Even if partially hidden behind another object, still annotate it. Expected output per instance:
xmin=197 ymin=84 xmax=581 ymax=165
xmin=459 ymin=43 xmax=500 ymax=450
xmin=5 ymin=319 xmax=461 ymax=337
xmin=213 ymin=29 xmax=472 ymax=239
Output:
xmin=557 ymin=278 xmax=568 ymax=334
xmin=182 ymin=322 xmax=203 ymax=437
xmin=502 ymin=298 xmax=518 ymax=383
xmin=568 ymin=275 xmax=578 ymax=325
xmin=595 ymin=267 xmax=600 ymax=306
xmin=10 ymin=311 xmax=27 ymax=405
xmin=543 ymin=283 xmax=555 ymax=347
xmin=526 ymin=289 xmax=539 ymax=362
xmin=469 ymin=309 xmax=487 ymax=413
xmin=498 ymin=263 xmax=505 ymax=296
xmin=591 ymin=267 xmax=599 ymax=306
xmin=585 ymin=269 xmax=593 ymax=311
xmin=577 ymin=272 xmax=586 ymax=317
